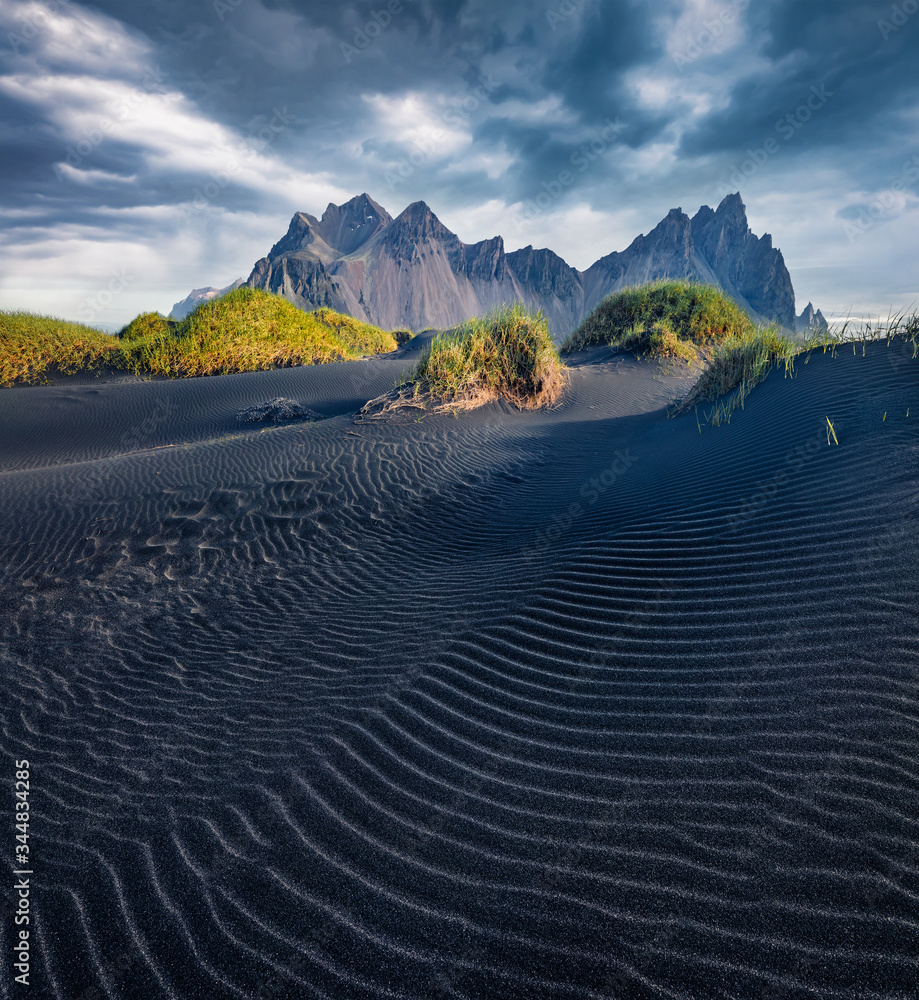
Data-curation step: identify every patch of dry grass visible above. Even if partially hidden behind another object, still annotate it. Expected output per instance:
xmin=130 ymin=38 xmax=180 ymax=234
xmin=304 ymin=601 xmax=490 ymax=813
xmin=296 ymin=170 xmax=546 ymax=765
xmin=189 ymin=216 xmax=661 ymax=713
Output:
xmin=120 ymin=290 xmax=398 ymax=377
xmin=0 ymin=311 xmax=119 ymax=386
xmin=358 ymin=303 xmax=567 ymax=419
xmin=1 ymin=289 xmax=401 ymax=385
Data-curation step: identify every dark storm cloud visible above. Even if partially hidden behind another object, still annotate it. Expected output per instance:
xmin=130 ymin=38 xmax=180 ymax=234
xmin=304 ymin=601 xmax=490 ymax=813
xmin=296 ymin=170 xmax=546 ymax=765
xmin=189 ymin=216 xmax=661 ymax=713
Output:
xmin=77 ymin=0 xmax=476 ymax=127
xmin=1 ymin=0 xmax=917 ymax=322
xmin=59 ymin=0 xmax=674 ymax=200
xmin=4 ymin=0 xmax=917 ymax=203
xmin=0 ymin=0 xmax=541 ymax=231
xmin=678 ymin=0 xmax=919 ymax=164
xmin=541 ymin=0 xmax=672 ymax=130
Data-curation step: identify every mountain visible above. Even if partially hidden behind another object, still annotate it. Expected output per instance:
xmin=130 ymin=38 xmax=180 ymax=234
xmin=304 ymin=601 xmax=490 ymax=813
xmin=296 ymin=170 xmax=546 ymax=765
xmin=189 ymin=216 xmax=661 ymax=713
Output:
xmin=181 ymin=193 xmax=814 ymax=337
xmin=170 ymin=278 xmax=244 ymax=320
xmin=796 ymin=301 xmax=829 ymax=334
xmin=244 ymin=195 xmax=525 ymax=332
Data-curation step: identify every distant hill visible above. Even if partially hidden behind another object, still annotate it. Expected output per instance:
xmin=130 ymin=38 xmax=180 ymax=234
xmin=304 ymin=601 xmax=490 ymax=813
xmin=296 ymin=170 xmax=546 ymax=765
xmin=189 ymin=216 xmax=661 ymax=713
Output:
xmin=169 ymin=278 xmax=244 ymax=320
xmin=178 ymin=193 xmax=820 ymax=337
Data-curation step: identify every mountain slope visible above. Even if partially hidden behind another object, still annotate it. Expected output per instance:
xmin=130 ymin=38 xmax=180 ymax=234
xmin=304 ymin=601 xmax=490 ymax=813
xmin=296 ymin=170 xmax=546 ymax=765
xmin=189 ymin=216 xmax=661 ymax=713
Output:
xmin=238 ymin=192 xmax=811 ymax=337
xmin=170 ymin=278 xmax=244 ymax=320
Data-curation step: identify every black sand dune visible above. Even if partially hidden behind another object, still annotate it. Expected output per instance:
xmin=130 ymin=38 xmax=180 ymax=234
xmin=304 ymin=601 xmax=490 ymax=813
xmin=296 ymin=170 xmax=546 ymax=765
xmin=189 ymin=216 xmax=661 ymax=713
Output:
xmin=1 ymin=342 xmax=917 ymax=999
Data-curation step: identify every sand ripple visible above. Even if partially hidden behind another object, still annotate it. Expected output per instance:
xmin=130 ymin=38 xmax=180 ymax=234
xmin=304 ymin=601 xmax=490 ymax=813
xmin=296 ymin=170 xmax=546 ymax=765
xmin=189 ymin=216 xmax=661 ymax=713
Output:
xmin=1 ymin=344 xmax=917 ymax=998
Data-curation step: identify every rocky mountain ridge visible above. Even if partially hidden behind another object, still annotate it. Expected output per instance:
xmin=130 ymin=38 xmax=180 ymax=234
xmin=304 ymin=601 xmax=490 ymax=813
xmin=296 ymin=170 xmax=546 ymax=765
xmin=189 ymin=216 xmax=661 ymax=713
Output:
xmin=174 ymin=193 xmax=818 ymax=337
xmin=170 ymin=279 xmax=244 ymax=320
xmin=795 ymin=301 xmax=829 ymax=334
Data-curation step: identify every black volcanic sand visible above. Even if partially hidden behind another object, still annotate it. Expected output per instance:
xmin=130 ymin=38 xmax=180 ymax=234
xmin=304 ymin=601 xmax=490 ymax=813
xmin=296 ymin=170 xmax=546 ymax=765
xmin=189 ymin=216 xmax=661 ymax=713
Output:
xmin=1 ymin=342 xmax=917 ymax=999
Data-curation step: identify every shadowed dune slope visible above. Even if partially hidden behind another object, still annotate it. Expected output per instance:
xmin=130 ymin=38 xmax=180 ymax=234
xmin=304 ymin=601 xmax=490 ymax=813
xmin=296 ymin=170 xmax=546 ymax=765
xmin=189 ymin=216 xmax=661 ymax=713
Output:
xmin=0 ymin=356 xmax=409 ymax=472
xmin=0 ymin=340 xmax=917 ymax=999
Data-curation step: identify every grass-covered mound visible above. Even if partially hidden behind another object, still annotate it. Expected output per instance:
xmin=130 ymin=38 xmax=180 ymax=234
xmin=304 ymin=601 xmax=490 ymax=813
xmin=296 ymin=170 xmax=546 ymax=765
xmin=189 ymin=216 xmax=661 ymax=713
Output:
xmin=1 ymin=290 xmax=400 ymax=385
xmin=0 ymin=311 xmax=121 ymax=386
xmin=672 ymin=327 xmax=797 ymax=424
xmin=118 ymin=312 xmax=177 ymax=340
xmin=359 ymin=303 xmax=567 ymax=418
xmin=562 ymin=280 xmax=754 ymax=356
xmin=117 ymin=289 xmax=399 ymax=377
xmin=562 ymin=280 xmax=800 ymax=426
xmin=676 ymin=308 xmax=919 ymax=426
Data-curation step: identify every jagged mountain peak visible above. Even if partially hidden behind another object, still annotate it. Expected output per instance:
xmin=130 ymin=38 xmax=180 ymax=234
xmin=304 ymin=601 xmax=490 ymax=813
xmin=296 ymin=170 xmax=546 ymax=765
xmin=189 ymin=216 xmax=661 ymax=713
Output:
xmin=713 ymin=191 xmax=750 ymax=232
xmin=506 ymin=244 xmax=580 ymax=298
xmin=323 ymin=192 xmax=388 ymax=217
xmin=692 ymin=203 xmax=715 ymax=222
xmin=624 ymin=206 xmax=692 ymax=253
xmin=319 ymin=192 xmax=391 ymax=227
xmin=316 ymin=193 xmax=392 ymax=255
xmin=404 ymin=199 xmax=431 ymax=212
xmin=690 ymin=191 xmax=794 ymax=326
xmin=508 ymin=244 xmax=568 ymax=262
xmin=267 ymin=212 xmax=324 ymax=260
xmin=796 ymin=301 xmax=828 ymax=334
xmin=384 ymin=200 xmax=456 ymax=245
xmin=397 ymin=200 xmax=439 ymax=223
xmin=717 ymin=191 xmax=745 ymax=211
xmin=238 ymin=191 xmax=812 ymax=338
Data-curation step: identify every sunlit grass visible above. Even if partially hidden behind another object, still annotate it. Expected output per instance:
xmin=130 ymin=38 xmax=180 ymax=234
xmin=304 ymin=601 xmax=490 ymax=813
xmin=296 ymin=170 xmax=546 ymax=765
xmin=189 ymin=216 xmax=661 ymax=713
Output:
xmin=562 ymin=279 xmax=754 ymax=356
xmin=673 ymin=326 xmax=798 ymax=425
xmin=116 ymin=290 xmax=399 ymax=377
xmin=407 ymin=303 xmax=567 ymax=410
xmin=1 ymin=289 xmax=401 ymax=385
xmin=565 ymin=281 xmax=919 ymax=428
xmin=360 ymin=303 xmax=567 ymax=418
xmin=0 ymin=312 xmax=119 ymax=386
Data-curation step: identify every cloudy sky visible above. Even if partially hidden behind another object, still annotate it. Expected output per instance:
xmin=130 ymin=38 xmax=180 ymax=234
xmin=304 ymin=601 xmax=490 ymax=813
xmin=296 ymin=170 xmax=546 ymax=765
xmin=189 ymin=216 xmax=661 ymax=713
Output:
xmin=0 ymin=0 xmax=916 ymax=328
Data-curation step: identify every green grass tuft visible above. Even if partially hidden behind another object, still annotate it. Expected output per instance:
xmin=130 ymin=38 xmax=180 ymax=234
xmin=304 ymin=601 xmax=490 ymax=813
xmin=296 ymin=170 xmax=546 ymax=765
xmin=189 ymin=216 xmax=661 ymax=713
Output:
xmin=566 ymin=281 xmax=919 ymax=428
xmin=562 ymin=279 xmax=754 ymax=356
xmin=117 ymin=289 xmax=399 ymax=377
xmin=0 ymin=311 xmax=119 ymax=386
xmin=118 ymin=312 xmax=177 ymax=341
xmin=1 ymin=289 xmax=401 ymax=385
xmin=408 ymin=303 xmax=567 ymax=410
xmin=360 ymin=303 xmax=567 ymax=417
xmin=563 ymin=280 xmax=779 ymax=425
xmin=647 ymin=320 xmax=699 ymax=363
xmin=678 ymin=308 xmax=919 ymax=427
xmin=674 ymin=325 xmax=797 ymax=425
